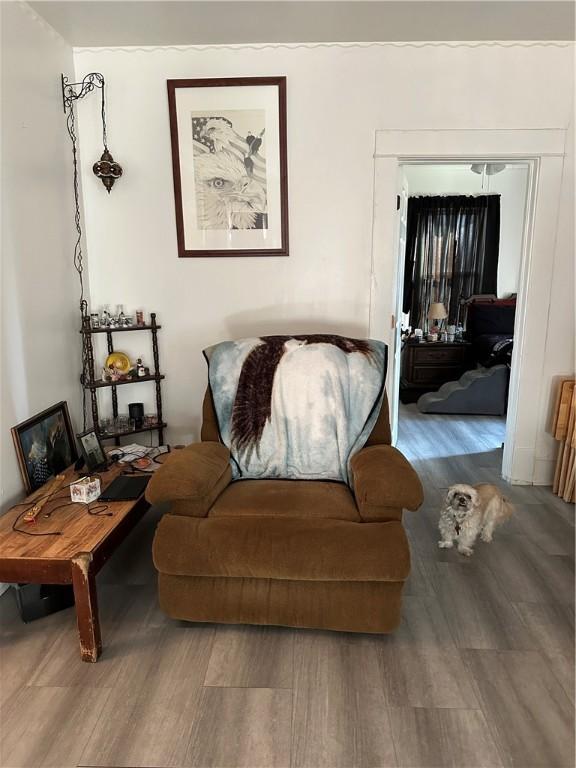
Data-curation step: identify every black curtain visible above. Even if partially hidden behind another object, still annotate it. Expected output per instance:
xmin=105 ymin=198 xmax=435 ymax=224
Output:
xmin=403 ymin=195 xmax=500 ymax=329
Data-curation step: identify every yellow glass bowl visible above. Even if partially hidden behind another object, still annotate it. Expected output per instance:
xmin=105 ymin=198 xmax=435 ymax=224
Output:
xmin=105 ymin=351 xmax=131 ymax=374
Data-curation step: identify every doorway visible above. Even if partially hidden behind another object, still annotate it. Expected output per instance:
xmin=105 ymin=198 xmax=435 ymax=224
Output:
xmin=396 ymin=161 xmax=529 ymax=471
xmin=369 ymin=129 xmax=566 ymax=485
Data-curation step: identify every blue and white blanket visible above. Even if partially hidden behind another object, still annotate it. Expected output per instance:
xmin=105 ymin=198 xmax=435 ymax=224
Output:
xmin=204 ymin=335 xmax=387 ymax=484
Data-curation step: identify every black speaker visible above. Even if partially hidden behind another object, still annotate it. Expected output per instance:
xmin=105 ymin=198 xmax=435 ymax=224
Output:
xmin=128 ymin=402 xmax=144 ymax=429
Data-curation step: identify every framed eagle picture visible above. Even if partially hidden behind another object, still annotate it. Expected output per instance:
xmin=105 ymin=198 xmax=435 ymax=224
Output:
xmin=167 ymin=77 xmax=289 ymax=258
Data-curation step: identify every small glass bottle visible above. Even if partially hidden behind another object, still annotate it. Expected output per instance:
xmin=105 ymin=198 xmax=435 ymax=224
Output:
xmin=136 ymin=357 xmax=146 ymax=377
xmin=117 ymin=304 xmax=125 ymax=325
xmin=100 ymin=304 xmax=110 ymax=327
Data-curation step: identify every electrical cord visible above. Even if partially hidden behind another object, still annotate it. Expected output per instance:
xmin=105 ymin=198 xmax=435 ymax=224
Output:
xmin=11 ymin=471 xmax=117 ymax=537
xmin=63 ymin=73 xmax=109 ymax=431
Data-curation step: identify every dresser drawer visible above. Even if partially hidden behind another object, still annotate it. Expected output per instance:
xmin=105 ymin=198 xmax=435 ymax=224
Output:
xmin=413 ymin=365 xmax=465 ymax=385
xmin=414 ymin=346 xmax=465 ymax=364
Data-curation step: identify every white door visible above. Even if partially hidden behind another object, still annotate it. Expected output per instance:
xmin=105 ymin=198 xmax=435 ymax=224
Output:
xmin=390 ymin=173 xmax=409 ymax=444
xmin=369 ymin=157 xmax=408 ymax=445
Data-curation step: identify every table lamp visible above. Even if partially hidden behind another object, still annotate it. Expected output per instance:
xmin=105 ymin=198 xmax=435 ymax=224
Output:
xmin=428 ymin=302 xmax=448 ymax=328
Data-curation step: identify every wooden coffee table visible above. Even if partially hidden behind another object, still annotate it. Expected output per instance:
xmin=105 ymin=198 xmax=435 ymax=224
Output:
xmin=0 ymin=460 xmax=152 ymax=662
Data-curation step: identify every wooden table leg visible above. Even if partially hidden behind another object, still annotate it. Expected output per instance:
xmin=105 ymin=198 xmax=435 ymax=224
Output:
xmin=71 ymin=552 xmax=102 ymax=662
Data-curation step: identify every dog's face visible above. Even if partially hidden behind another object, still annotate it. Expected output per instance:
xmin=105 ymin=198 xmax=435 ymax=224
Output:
xmin=445 ymin=484 xmax=479 ymax=522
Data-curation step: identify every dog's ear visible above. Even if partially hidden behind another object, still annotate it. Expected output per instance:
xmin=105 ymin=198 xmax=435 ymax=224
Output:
xmin=445 ymin=487 xmax=456 ymax=505
xmin=469 ymin=488 xmax=480 ymax=507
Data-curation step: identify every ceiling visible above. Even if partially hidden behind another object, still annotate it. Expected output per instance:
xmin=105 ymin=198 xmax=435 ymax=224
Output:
xmin=27 ymin=1 xmax=575 ymax=47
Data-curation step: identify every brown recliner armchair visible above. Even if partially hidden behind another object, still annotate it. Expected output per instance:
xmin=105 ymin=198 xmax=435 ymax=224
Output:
xmin=147 ymin=389 xmax=423 ymax=633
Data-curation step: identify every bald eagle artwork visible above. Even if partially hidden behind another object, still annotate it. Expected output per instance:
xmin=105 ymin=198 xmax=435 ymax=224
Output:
xmin=191 ymin=112 xmax=268 ymax=231
xmin=205 ymin=335 xmax=388 ymax=483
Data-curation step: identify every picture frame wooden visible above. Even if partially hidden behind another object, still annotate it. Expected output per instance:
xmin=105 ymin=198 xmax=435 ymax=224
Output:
xmin=167 ymin=76 xmax=289 ymax=258
xmin=11 ymin=401 xmax=78 ymax=494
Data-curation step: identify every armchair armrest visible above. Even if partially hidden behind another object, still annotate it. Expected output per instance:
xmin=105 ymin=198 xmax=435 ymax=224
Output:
xmin=145 ymin=442 xmax=232 ymax=517
xmin=350 ymin=445 xmax=424 ymax=522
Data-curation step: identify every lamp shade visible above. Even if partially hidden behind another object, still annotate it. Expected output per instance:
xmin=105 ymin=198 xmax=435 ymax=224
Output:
xmin=428 ymin=302 xmax=448 ymax=321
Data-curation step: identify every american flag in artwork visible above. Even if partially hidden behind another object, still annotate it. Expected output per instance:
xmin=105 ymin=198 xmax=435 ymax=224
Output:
xmin=192 ymin=116 xmax=231 ymax=154
xmin=191 ymin=115 xmax=266 ymax=184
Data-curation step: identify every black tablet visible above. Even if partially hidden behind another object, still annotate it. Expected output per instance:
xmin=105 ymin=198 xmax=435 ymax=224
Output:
xmin=98 ymin=474 xmax=150 ymax=501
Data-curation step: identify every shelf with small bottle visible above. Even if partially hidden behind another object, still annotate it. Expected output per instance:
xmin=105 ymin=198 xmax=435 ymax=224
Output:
xmin=81 ymin=311 xmax=165 ymax=446
xmin=87 ymin=304 xmax=156 ymax=332
xmin=98 ymin=421 xmax=168 ymax=441
xmin=81 ymin=324 xmax=161 ymax=335
xmin=83 ymin=374 xmax=165 ymax=390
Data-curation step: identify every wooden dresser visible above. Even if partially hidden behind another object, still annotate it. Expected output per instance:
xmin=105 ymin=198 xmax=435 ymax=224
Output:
xmin=400 ymin=341 xmax=474 ymax=404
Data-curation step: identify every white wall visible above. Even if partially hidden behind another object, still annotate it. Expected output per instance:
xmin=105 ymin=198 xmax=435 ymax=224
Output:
xmin=534 ymin=121 xmax=575 ymax=484
xmin=1 ymin=3 xmax=82 ymax=509
xmin=74 ymin=41 xmax=574 ymax=484
xmin=488 ymin=167 xmax=529 ymax=296
xmin=404 ymin=164 xmax=528 ymax=297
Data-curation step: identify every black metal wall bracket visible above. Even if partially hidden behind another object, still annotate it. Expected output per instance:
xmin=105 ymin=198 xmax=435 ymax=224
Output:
xmin=61 ymin=72 xmax=105 ymax=114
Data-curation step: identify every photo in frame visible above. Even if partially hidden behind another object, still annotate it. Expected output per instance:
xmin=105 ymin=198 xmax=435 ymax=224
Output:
xmin=11 ymin=401 xmax=77 ymax=494
xmin=167 ymin=77 xmax=289 ymax=258
xmin=76 ymin=429 xmax=108 ymax=472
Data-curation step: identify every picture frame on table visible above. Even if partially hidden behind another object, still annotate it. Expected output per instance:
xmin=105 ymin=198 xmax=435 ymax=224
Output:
xmin=76 ymin=428 xmax=108 ymax=473
xmin=11 ymin=401 xmax=77 ymax=494
xmin=167 ymin=76 xmax=289 ymax=258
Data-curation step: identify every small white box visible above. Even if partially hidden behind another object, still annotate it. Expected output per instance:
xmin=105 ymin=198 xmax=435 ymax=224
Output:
xmin=70 ymin=476 xmax=101 ymax=504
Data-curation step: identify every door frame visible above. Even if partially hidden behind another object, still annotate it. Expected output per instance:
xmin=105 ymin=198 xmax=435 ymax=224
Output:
xmin=369 ymin=128 xmax=566 ymax=485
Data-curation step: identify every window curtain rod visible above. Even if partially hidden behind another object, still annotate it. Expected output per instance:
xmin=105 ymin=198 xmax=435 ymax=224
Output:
xmin=409 ymin=193 xmax=500 ymax=198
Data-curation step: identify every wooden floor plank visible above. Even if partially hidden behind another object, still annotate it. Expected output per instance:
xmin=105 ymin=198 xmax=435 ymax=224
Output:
xmin=514 ymin=601 xmax=574 ymax=658
xmin=388 ymin=707 xmax=504 ymax=768
xmin=0 ymin=686 xmax=111 ymax=768
xmin=186 ymin=687 xmax=292 ymax=768
xmin=480 ymin=536 xmax=574 ymax=606
xmin=291 ymin=631 xmax=396 ymax=768
xmin=380 ymin=595 xmax=456 ymax=650
xmin=462 ymin=649 xmax=575 ymax=767
xmin=512 ymin=503 xmax=575 ymax=556
xmin=544 ymin=651 xmax=575 ymax=705
xmin=379 ymin=647 xmax=480 ymax=709
xmin=532 ymin=486 xmax=575 ymax=526
xmin=204 ymin=624 xmax=294 ymax=689
xmin=402 ymin=557 xmax=443 ymax=598
xmin=28 ymin=584 xmax=169 ymax=690
xmin=435 ymin=562 xmax=538 ymax=650
xmin=78 ymin=625 xmax=214 ymax=768
xmin=0 ymin=594 xmax=69 ymax=705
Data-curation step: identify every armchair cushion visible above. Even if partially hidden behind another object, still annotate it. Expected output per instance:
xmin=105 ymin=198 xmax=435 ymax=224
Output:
xmin=153 ymin=515 xmax=410 ymax=582
xmin=350 ymin=445 xmax=424 ymax=521
xmin=145 ymin=442 xmax=232 ymax=516
xmin=209 ymin=479 xmax=360 ymax=522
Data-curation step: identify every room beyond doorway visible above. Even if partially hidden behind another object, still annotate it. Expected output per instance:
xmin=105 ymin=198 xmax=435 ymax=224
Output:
xmin=370 ymin=128 xmax=566 ymax=485
xmin=396 ymin=161 xmax=529 ymax=462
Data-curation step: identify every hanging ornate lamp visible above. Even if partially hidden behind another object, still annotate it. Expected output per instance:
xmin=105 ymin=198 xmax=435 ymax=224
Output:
xmin=62 ymin=72 xmax=123 ymax=429
xmin=62 ymin=72 xmax=123 ymax=193
xmin=92 ymin=148 xmax=123 ymax=193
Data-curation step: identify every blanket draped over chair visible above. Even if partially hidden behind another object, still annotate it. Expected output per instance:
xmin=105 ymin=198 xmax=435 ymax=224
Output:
xmin=204 ymin=334 xmax=388 ymax=483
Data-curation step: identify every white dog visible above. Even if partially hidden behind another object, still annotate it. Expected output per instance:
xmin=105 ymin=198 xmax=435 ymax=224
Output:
xmin=438 ymin=483 xmax=514 ymax=557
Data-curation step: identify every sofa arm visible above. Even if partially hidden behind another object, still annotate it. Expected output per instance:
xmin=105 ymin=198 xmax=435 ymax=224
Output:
xmin=350 ymin=445 xmax=424 ymax=521
xmin=145 ymin=442 xmax=232 ymax=517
